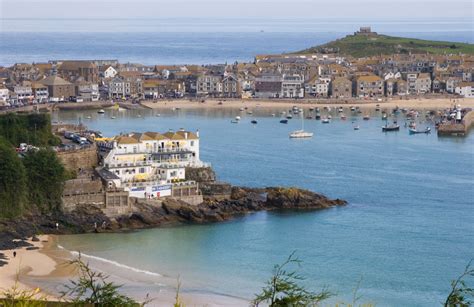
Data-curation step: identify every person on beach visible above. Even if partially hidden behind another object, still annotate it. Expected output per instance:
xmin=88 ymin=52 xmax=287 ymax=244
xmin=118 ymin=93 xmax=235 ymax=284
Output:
xmin=13 ymin=251 xmax=16 ymax=258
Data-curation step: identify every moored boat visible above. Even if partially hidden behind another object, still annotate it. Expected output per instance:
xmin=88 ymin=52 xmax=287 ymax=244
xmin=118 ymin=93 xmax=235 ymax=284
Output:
xmin=280 ymin=119 xmax=288 ymax=124
xmin=97 ymin=109 xmax=105 ymax=114
xmin=409 ymin=127 xmax=431 ymax=134
xmin=382 ymin=123 xmax=400 ymax=132
xmin=251 ymin=120 xmax=258 ymax=124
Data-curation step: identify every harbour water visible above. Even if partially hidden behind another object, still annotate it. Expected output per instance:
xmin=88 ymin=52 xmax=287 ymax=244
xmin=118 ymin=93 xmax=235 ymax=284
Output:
xmin=55 ymin=107 xmax=474 ymax=306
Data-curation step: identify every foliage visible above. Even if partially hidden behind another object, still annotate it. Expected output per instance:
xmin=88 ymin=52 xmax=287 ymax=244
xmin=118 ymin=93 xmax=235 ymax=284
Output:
xmin=174 ymin=276 xmax=185 ymax=307
xmin=298 ymin=33 xmax=474 ymax=57
xmin=0 ymin=138 xmax=27 ymax=218
xmin=0 ymin=113 xmax=60 ymax=147
xmin=0 ymin=273 xmax=48 ymax=307
xmin=22 ymin=149 xmax=66 ymax=213
xmin=61 ymin=255 xmax=142 ymax=306
xmin=252 ymin=251 xmax=333 ymax=307
xmin=444 ymin=259 xmax=474 ymax=307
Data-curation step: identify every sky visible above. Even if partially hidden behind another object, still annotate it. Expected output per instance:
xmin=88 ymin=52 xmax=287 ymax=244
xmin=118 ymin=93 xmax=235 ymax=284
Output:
xmin=1 ymin=0 xmax=473 ymax=19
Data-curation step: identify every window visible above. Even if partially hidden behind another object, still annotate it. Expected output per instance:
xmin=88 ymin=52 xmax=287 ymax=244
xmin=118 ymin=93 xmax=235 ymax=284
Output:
xmin=139 ymin=168 xmax=145 ymax=173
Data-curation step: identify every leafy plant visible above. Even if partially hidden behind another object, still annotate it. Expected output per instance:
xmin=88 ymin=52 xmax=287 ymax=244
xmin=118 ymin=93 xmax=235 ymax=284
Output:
xmin=0 ymin=271 xmax=48 ymax=307
xmin=174 ymin=276 xmax=185 ymax=307
xmin=61 ymin=254 xmax=144 ymax=306
xmin=444 ymin=259 xmax=474 ymax=307
xmin=252 ymin=251 xmax=333 ymax=307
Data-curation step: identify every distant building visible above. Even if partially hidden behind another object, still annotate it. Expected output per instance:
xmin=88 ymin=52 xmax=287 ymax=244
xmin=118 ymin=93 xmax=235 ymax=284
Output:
xmin=40 ymin=75 xmax=75 ymax=101
xmin=455 ymin=82 xmax=474 ymax=98
xmin=76 ymin=82 xmax=99 ymax=102
xmin=0 ymin=87 xmax=9 ymax=105
xmin=355 ymin=75 xmax=384 ymax=97
xmin=330 ymin=77 xmax=352 ymax=98
xmin=354 ymin=26 xmax=377 ymax=36
xmin=196 ymin=74 xmax=222 ymax=97
xmin=255 ymin=74 xmax=282 ymax=98
xmin=31 ymin=82 xmax=49 ymax=103
xmin=57 ymin=61 xmax=99 ymax=83
xmin=415 ymin=73 xmax=432 ymax=94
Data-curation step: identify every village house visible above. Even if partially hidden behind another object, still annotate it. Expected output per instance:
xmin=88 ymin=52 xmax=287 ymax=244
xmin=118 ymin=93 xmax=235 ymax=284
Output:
xmin=405 ymin=73 xmax=418 ymax=94
xmin=196 ymin=74 xmax=222 ymax=97
xmin=330 ymin=77 xmax=352 ymax=98
xmin=0 ymin=86 xmax=9 ymax=105
xmin=446 ymin=77 xmax=463 ymax=94
xmin=305 ymin=76 xmax=330 ymax=97
xmin=31 ymin=82 xmax=49 ymax=103
xmin=355 ymin=75 xmax=384 ymax=97
xmin=108 ymin=76 xmax=131 ymax=99
xmin=281 ymin=74 xmax=304 ymax=98
xmin=40 ymin=75 xmax=75 ymax=101
xmin=221 ymin=74 xmax=240 ymax=98
xmin=455 ymin=82 xmax=474 ymax=98
xmin=255 ymin=74 xmax=282 ymax=98
xmin=415 ymin=73 xmax=432 ymax=94
xmin=76 ymin=82 xmax=100 ymax=102
xmin=13 ymin=84 xmax=33 ymax=104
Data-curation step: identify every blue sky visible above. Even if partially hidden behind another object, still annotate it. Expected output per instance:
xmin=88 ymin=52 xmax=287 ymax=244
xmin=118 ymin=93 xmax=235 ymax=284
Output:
xmin=1 ymin=0 xmax=473 ymax=19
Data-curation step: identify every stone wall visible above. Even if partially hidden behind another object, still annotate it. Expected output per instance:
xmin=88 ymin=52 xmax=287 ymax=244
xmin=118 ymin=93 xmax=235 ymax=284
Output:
xmin=438 ymin=110 xmax=474 ymax=136
xmin=185 ymin=167 xmax=216 ymax=183
xmin=57 ymin=144 xmax=99 ymax=172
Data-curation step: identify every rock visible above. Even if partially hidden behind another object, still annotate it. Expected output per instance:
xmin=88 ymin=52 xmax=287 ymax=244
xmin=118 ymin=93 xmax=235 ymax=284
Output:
xmin=185 ymin=167 xmax=216 ymax=182
xmin=31 ymin=236 xmax=40 ymax=242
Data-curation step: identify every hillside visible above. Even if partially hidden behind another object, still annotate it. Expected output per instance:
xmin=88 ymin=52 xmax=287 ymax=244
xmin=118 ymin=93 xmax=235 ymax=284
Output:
xmin=298 ymin=33 xmax=474 ymax=57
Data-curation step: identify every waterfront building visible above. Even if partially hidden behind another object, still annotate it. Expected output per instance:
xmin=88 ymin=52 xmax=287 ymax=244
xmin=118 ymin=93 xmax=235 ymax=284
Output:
xmin=455 ymin=82 xmax=474 ymax=98
xmin=355 ymin=75 xmax=384 ymax=97
xmin=221 ymin=74 xmax=240 ymax=98
xmin=196 ymin=74 xmax=222 ymax=97
xmin=13 ymin=85 xmax=33 ymax=103
xmin=0 ymin=87 xmax=9 ymax=105
xmin=415 ymin=73 xmax=432 ymax=94
xmin=108 ymin=76 xmax=131 ymax=99
xmin=75 ymin=82 xmax=100 ymax=102
xmin=330 ymin=76 xmax=353 ymax=98
xmin=31 ymin=82 xmax=49 ymax=103
xmin=100 ymin=130 xmax=204 ymax=198
xmin=254 ymin=74 xmax=282 ymax=98
xmin=57 ymin=60 xmax=99 ymax=83
xmin=40 ymin=75 xmax=75 ymax=102
xmin=305 ymin=76 xmax=330 ymax=97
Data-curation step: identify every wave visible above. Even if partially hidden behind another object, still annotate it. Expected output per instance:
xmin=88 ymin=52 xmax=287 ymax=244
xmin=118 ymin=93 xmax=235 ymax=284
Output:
xmin=57 ymin=245 xmax=162 ymax=278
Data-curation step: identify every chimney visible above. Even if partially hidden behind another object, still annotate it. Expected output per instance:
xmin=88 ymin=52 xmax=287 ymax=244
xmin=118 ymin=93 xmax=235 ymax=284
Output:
xmin=196 ymin=129 xmax=200 ymax=137
xmin=184 ymin=132 xmax=188 ymax=139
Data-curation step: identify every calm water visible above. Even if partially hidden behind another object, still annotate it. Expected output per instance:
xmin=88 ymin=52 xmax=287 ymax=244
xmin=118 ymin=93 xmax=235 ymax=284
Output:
xmin=56 ymin=107 xmax=474 ymax=306
xmin=1 ymin=18 xmax=473 ymax=66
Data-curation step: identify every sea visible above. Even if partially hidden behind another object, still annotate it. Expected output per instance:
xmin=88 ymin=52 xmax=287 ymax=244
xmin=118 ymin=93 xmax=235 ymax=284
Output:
xmin=0 ymin=18 xmax=473 ymax=66
xmin=3 ymin=17 xmax=474 ymax=306
xmin=54 ymin=107 xmax=474 ymax=306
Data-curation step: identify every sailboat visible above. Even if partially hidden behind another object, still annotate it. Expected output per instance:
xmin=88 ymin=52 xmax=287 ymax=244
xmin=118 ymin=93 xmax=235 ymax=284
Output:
xmin=289 ymin=111 xmax=313 ymax=138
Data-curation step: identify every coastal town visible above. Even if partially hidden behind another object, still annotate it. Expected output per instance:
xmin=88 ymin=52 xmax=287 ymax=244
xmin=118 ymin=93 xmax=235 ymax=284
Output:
xmin=1 ymin=28 xmax=473 ymax=108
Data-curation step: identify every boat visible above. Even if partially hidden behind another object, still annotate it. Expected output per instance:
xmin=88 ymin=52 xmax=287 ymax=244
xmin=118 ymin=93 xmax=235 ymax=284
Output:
xmin=306 ymin=115 xmax=313 ymax=119
xmin=338 ymin=107 xmax=344 ymax=113
xmin=315 ymin=114 xmax=321 ymax=120
xmin=350 ymin=106 xmax=356 ymax=111
xmin=239 ymin=107 xmax=245 ymax=111
xmin=289 ymin=111 xmax=313 ymax=138
xmin=409 ymin=127 xmax=431 ymax=134
xmin=110 ymin=116 xmax=116 ymax=119
xmin=322 ymin=118 xmax=330 ymax=124
xmin=280 ymin=119 xmax=288 ymax=124
xmin=382 ymin=113 xmax=388 ymax=120
xmin=375 ymin=107 xmax=381 ymax=111
xmin=327 ymin=115 xmax=332 ymax=119
xmin=231 ymin=120 xmax=239 ymax=124
xmin=363 ymin=115 xmax=370 ymax=120
xmin=354 ymin=125 xmax=360 ymax=130
xmin=155 ymin=113 xmax=161 ymax=117
xmin=247 ymin=111 xmax=253 ymax=115
xmin=340 ymin=114 xmax=347 ymax=120
xmin=97 ymin=109 xmax=105 ymax=114
xmin=286 ymin=114 xmax=293 ymax=119
xmin=309 ymin=107 xmax=315 ymax=111
xmin=235 ymin=116 xmax=241 ymax=121
xmin=271 ymin=113 xmax=276 ymax=117
xmin=251 ymin=120 xmax=258 ymax=124
xmin=382 ymin=123 xmax=400 ymax=132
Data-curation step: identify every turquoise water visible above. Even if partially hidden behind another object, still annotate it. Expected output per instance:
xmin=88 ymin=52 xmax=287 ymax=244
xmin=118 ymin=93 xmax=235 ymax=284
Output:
xmin=56 ymin=107 xmax=474 ymax=306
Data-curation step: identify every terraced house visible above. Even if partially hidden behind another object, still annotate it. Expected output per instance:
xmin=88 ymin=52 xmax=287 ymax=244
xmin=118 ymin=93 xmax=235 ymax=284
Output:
xmin=355 ymin=75 xmax=384 ymax=97
xmin=99 ymin=130 xmax=205 ymax=199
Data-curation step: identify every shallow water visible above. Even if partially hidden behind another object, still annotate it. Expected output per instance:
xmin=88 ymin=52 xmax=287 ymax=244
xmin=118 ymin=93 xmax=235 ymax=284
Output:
xmin=56 ymin=107 xmax=474 ymax=306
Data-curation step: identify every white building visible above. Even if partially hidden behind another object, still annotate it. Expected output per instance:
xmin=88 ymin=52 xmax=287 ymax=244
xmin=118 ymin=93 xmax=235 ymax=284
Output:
xmin=455 ymin=82 xmax=474 ymax=98
xmin=103 ymin=66 xmax=118 ymax=79
xmin=101 ymin=130 xmax=204 ymax=198
xmin=108 ymin=77 xmax=131 ymax=99
xmin=281 ymin=74 xmax=304 ymax=98
xmin=0 ymin=87 xmax=10 ymax=105
xmin=13 ymin=85 xmax=33 ymax=103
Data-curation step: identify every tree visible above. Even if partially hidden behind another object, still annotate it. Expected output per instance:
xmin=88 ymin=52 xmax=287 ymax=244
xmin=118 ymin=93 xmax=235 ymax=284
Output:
xmin=252 ymin=251 xmax=333 ymax=307
xmin=61 ymin=255 xmax=142 ymax=306
xmin=22 ymin=149 xmax=66 ymax=213
xmin=0 ymin=138 xmax=27 ymax=218
xmin=445 ymin=260 xmax=474 ymax=307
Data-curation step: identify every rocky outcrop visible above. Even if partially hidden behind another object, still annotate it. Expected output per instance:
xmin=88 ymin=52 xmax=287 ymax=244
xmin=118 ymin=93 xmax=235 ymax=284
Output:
xmin=185 ymin=167 xmax=216 ymax=183
xmin=0 ymin=186 xmax=347 ymax=251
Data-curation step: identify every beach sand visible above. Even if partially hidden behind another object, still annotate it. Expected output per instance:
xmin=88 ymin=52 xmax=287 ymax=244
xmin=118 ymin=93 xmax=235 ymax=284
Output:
xmin=0 ymin=235 xmax=248 ymax=306
xmin=141 ymin=97 xmax=474 ymax=111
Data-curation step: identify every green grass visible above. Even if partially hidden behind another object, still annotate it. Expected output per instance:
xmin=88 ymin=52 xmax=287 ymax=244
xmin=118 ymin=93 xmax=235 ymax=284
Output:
xmin=298 ymin=33 xmax=474 ymax=57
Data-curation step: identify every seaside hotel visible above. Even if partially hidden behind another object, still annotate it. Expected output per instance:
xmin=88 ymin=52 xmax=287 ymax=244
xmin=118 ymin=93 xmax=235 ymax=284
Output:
xmin=98 ymin=129 xmax=205 ymax=199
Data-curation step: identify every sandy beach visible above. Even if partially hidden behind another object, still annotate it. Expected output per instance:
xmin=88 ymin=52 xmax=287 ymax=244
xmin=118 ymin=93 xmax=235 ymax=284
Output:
xmin=140 ymin=97 xmax=474 ymax=111
xmin=0 ymin=235 xmax=248 ymax=306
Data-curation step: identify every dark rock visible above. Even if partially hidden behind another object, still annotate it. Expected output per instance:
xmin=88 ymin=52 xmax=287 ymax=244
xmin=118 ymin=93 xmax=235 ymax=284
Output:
xmin=26 ymin=246 xmax=40 ymax=250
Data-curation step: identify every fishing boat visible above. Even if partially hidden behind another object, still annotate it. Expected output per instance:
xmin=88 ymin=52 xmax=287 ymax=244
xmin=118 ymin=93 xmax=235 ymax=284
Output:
xmin=247 ymin=111 xmax=253 ymax=115
xmin=235 ymin=116 xmax=241 ymax=121
xmin=239 ymin=107 xmax=245 ymax=111
xmin=289 ymin=111 xmax=313 ymax=138
xmin=97 ymin=109 xmax=105 ymax=114
xmin=382 ymin=123 xmax=400 ymax=132
xmin=315 ymin=113 xmax=321 ymax=120
xmin=338 ymin=107 xmax=344 ymax=113
xmin=363 ymin=115 xmax=370 ymax=120
xmin=409 ymin=127 xmax=431 ymax=134
xmin=350 ymin=106 xmax=356 ymax=111
xmin=251 ymin=120 xmax=258 ymax=124
xmin=340 ymin=114 xmax=347 ymax=120
xmin=353 ymin=125 xmax=360 ymax=130
xmin=322 ymin=118 xmax=330 ymax=124
xmin=280 ymin=119 xmax=288 ymax=124
xmin=286 ymin=114 xmax=293 ymax=119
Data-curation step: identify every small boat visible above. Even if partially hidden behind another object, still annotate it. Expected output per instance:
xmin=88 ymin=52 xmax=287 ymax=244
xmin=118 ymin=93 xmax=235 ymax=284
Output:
xmin=363 ymin=115 xmax=370 ymax=120
xmin=409 ymin=127 xmax=431 ymax=134
xmin=306 ymin=115 xmax=313 ymax=119
xmin=239 ymin=107 xmax=245 ymax=111
xmin=251 ymin=120 xmax=258 ymax=124
xmin=309 ymin=107 xmax=315 ymax=111
xmin=322 ymin=118 xmax=330 ymax=124
xmin=375 ymin=107 xmax=381 ymax=111
xmin=155 ymin=113 xmax=161 ymax=117
xmin=286 ymin=114 xmax=293 ymax=119
xmin=271 ymin=113 xmax=276 ymax=117
xmin=315 ymin=113 xmax=321 ymax=120
xmin=340 ymin=114 xmax=347 ymax=120
xmin=350 ymin=106 xmax=356 ymax=111
xmin=338 ymin=107 xmax=344 ymax=113
xmin=280 ymin=119 xmax=288 ymax=124
xmin=327 ymin=115 xmax=332 ymax=120
xmin=86 ymin=115 xmax=92 ymax=119
xmin=97 ymin=109 xmax=105 ymax=114
xmin=235 ymin=116 xmax=241 ymax=121
xmin=247 ymin=111 xmax=253 ymax=115
xmin=231 ymin=120 xmax=239 ymax=124
xmin=110 ymin=116 xmax=116 ymax=119
xmin=382 ymin=124 xmax=400 ymax=132
xmin=289 ymin=111 xmax=313 ymax=138
xmin=353 ymin=125 xmax=360 ymax=130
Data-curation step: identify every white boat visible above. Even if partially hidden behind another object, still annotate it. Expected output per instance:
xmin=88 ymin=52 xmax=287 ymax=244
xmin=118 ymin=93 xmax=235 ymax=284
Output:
xmin=289 ymin=111 xmax=313 ymax=138
xmin=110 ymin=116 xmax=116 ymax=119
xmin=240 ymin=108 xmax=245 ymax=111
xmin=235 ymin=116 xmax=241 ymax=121
xmin=97 ymin=109 xmax=105 ymax=114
